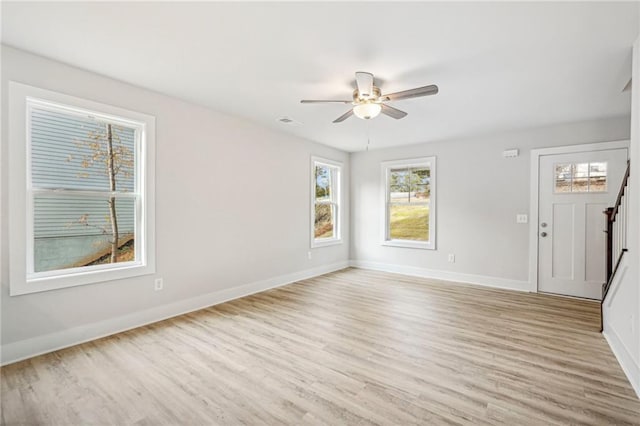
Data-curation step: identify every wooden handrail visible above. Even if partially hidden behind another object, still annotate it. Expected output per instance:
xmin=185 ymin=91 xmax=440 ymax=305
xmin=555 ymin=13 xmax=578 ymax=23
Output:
xmin=608 ymin=160 xmax=630 ymax=221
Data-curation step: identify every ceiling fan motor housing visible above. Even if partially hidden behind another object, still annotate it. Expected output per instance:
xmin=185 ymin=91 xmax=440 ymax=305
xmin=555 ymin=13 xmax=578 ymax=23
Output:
xmin=353 ymin=86 xmax=381 ymax=102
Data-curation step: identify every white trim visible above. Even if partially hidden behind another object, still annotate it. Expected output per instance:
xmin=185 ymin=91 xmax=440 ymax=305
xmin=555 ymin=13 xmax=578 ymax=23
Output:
xmin=603 ymin=329 xmax=640 ymax=399
xmin=380 ymin=156 xmax=436 ymax=250
xmin=0 ymin=261 xmax=350 ymax=366
xmin=604 ymin=263 xmax=629 ymax=309
xmin=9 ymin=82 xmax=157 ymax=296
xmin=350 ymin=260 xmax=530 ymax=292
xmin=528 ymin=140 xmax=630 ymax=293
xmin=601 ymin=256 xmax=640 ymax=398
xmin=310 ymin=156 xmax=343 ymax=248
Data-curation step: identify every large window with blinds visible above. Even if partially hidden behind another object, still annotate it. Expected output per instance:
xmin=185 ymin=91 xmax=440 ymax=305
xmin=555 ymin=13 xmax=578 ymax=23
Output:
xmin=9 ymin=83 xmax=155 ymax=295
xmin=382 ymin=157 xmax=436 ymax=249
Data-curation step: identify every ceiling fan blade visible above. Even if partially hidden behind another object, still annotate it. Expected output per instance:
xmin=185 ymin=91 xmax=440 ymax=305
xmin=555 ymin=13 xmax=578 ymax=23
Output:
xmin=333 ymin=109 xmax=354 ymax=123
xmin=380 ymin=84 xmax=439 ymax=102
xmin=381 ymin=104 xmax=408 ymax=120
xmin=301 ymin=100 xmax=352 ymax=104
xmin=355 ymin=71 xmax=374 ymax=98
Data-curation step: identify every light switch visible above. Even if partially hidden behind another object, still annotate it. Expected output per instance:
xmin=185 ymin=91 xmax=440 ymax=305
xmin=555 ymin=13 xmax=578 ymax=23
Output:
xmin=516 ymin=214 xmax=528 ymax=224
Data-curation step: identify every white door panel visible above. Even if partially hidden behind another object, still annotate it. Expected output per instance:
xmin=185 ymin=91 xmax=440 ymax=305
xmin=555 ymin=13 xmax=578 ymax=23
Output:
xmin=585 ymin=202 xmax=608 ymax=282
xmin=538 ymin=149 xmax=627 ymax=299
xmin=551 ymin=203 xmax=575 ymax=280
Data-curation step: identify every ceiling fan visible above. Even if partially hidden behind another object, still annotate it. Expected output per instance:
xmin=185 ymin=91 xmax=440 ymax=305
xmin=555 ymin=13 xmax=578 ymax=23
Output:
xmin=301 ymin=71 xmax=438 ymax=123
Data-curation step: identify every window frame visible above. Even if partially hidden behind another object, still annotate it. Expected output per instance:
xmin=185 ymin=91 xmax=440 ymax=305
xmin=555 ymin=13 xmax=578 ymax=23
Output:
xmin=9 ymin=82 xmax=156 ymax=296
xmin=381 ymin=157 xmax=436 ymax=250
xmin=310 ymin=156 xmax=342 ymax=248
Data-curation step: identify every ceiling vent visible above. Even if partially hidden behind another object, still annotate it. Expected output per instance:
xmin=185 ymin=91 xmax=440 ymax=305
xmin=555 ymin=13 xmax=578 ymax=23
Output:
xmin=277 ymin=116 xmax=302 ymax=126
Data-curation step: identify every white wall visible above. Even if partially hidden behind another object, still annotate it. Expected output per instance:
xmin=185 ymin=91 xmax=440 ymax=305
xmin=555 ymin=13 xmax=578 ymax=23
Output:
xmin=350 ymin=118 xmax=630 ymax=290
xmin=603 ymin=35 xmax=640 ymax=398
xmin=0 ymin=46 xmax=350 ymax=364
xmin=2 ymin=44 xmax=638 ymax=396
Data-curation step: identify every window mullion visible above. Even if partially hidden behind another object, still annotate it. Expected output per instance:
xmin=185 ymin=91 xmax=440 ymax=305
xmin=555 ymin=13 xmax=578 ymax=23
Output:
xmin=31 ymin=188 xmax=139 ymax=198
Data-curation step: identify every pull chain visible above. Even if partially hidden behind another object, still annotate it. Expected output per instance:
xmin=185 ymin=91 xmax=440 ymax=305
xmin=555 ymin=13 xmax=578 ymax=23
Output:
xmin=366 ymin=120 xmax=371 ymax=151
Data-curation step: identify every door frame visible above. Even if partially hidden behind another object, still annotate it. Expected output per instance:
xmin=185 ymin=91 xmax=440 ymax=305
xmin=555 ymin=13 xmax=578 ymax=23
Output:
xmin=528 ymin=140 xmax=630 ymax=293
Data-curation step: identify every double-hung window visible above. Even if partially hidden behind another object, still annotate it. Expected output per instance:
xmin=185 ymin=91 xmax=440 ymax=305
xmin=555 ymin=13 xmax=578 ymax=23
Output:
xmin=9 ymin=83 xmax=155 ymax=295
xmin=311 ymin=157 xmax=342 ymax=247
xmin=382 ymin=157 xmax=436 ymax=249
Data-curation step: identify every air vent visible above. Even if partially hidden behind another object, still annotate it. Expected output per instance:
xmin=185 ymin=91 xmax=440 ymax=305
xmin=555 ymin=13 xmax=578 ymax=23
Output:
xmin=277 ymin=116 xmax=302 ymax=126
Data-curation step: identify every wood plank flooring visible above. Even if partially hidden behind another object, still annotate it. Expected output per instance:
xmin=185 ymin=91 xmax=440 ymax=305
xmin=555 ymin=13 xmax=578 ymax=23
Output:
xmin=2 ymin=268 xmax=639 ymax=425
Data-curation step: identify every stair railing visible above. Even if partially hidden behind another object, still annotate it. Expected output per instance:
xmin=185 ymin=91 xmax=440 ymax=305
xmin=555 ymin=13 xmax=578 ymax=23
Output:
xmin=601 ymin=160 xmax=630 ymax=331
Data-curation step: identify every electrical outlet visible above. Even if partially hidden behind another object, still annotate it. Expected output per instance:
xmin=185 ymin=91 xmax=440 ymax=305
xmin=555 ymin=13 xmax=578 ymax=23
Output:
xmin=308 ymin=251 xmax=312 ymax=260
xmin=516 ymin=214 xmax=528 ymax=224
xmin=154 ymin=278 xmax=163 ymax=291
xmin=448 ymin=254 xmax=455 ymax=263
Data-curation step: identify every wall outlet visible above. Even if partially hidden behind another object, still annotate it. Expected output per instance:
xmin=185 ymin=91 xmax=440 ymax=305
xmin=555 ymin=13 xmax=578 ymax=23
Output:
xmin=154 ymin=278 xmax=163 ymax=291
xmin=308 ymin=251 xmax=312 ymax=260
xmin=448 ymin=254 xmax=455 ymax=263
xmin=516 ymin=214 xmax=528 ymax=224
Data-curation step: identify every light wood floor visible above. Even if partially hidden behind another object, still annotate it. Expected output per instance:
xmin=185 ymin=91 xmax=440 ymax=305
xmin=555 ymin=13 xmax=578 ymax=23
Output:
xmin=2 ymin=268 xmax=639 ymax=425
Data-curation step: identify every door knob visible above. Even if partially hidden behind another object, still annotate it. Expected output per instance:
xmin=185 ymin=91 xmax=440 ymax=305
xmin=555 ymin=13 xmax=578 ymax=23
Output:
xmin=540 ymin=232 xmax=548 ymax=237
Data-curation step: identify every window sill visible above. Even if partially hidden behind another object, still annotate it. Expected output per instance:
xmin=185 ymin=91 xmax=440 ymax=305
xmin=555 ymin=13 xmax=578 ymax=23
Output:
xmin=311 ymin=238 xmax=343 ymax=248
xmin=12 ymin=262 xmax=155 ymax=296
xmin=382 ymin=240 xmax=434 ymax=250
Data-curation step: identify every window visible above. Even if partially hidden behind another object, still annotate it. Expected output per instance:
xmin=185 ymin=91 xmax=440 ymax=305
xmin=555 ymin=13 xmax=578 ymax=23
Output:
xmin=555 ymin=162 xmax=607 ymax=193
xmin=9 ymin=82 xmax=155 ymax=295
xmin=311 ymin=157 xmax=342 ymax=247
xmin=382 ymin=157 xmax=436 ymax=249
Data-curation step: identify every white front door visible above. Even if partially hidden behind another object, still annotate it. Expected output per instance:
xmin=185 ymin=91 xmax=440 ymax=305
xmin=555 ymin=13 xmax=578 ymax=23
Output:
xmin=538 ymin=148 xmax=627 ymax=299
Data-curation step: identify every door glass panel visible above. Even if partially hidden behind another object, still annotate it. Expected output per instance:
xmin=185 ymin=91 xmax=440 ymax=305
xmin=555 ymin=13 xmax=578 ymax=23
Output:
xmin=554 ymin=162 xmax=607 ymax=193
xmin=589 ymin=162 xmax=607 ymax=192
xmin=573 ymin=177 xmax=589 ymax=192
xmin=555 ymin=164 xmax=572 ymax=192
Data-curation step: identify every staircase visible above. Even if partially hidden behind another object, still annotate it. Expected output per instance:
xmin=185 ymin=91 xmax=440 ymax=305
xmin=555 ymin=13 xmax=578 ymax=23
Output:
xmin=601 ymin=160 xmax=630 ymax=331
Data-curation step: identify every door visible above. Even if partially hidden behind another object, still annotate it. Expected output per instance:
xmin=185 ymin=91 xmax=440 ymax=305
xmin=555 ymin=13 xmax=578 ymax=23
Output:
xmin=538 ymin=148 xmax=627 ymax=299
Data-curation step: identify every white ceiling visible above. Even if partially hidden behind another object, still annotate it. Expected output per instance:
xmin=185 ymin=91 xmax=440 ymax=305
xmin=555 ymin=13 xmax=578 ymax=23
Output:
xmin=2 ymin=2 xmax=638 ymax=152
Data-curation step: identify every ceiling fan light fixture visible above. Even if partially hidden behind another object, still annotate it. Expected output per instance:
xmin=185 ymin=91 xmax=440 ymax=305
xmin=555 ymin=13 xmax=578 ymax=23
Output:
xmin=300 ymin=71 xmax=437 ymax=123
xmin=353 ymin=102 xmax=382 ymax=120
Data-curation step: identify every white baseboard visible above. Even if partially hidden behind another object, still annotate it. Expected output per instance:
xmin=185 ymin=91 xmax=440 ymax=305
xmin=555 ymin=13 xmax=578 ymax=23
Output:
xmin=1 ymin=261 xmax=349 ymax=366
xmin=349 ymin=260 xmax=531 ymax=292
xmin=603 ymin=328 xmax=640 ymax=399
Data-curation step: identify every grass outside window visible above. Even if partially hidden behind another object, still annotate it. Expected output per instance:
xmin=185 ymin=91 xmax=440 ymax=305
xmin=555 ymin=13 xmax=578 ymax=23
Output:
xmin=389 ymin=204 xmax=429 ymax=241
